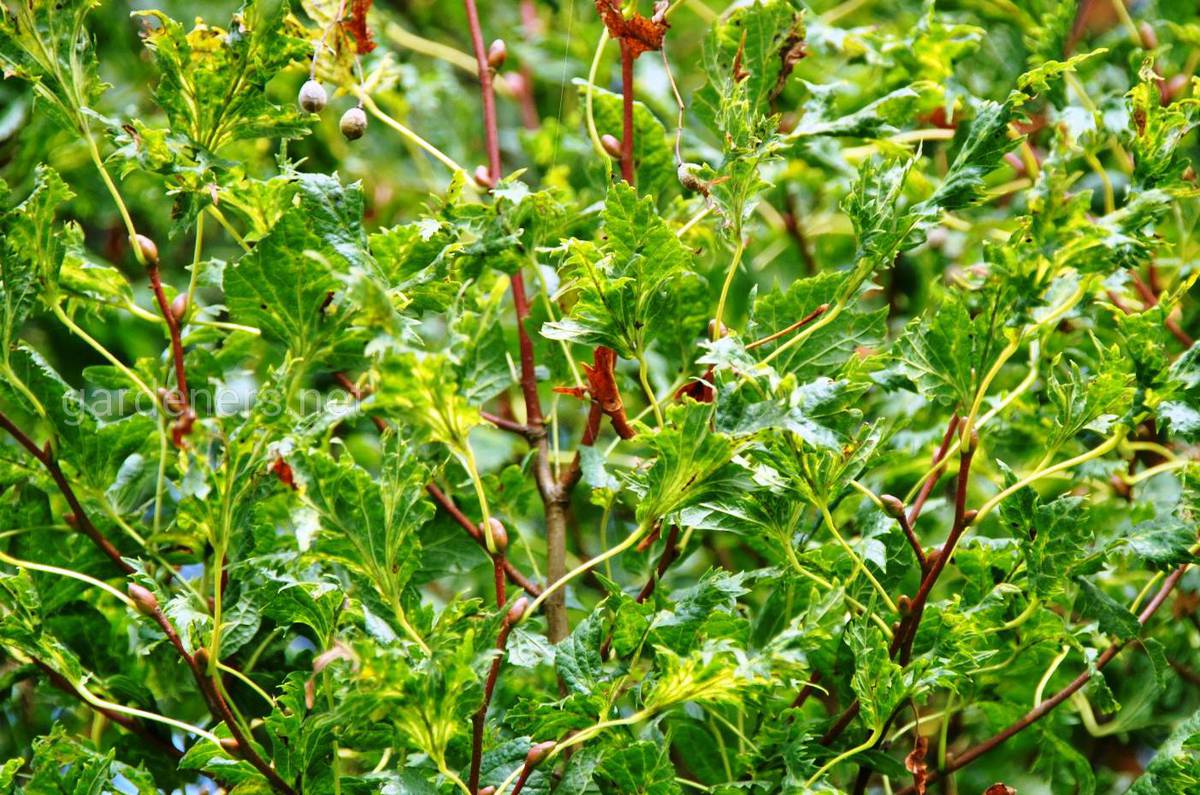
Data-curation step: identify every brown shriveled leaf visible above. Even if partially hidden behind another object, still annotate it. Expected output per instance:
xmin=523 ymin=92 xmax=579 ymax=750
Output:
xmin=594 ymin=0 xmax=669 ymax=58
xmin=341 ymin=0 xmax=376 ymax=54
xmin=906 ymin=735 xmax=929 ymax=795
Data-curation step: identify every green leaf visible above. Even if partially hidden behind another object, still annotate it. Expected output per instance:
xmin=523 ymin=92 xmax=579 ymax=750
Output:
xmin=1074 ymin=576 xmax=1141 ymax=640
xmin=133 ymin=3 xmax=312 ymax=150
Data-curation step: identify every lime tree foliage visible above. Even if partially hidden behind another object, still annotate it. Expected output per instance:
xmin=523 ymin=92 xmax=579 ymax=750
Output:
xmin=4 ymin=0 xmax=1200 ymax=793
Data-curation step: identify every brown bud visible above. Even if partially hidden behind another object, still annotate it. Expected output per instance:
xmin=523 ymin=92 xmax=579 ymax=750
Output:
xmin=600 ymin=133 xmax=622 ymax=158
xmin=488 ymin=39 xmax=507 ymax=69
xmin=880 ymin=494 xmax=905 ymax=519
xmin=961 ymin=509 xmax=978 ymax=527
xmin=134 ymin=234 xmax=159 ymax=266
xmin=474 ymin=165 xmax=496 ymax=190
xmin=485 ymin=517 xmax=508 ymax=551
xmin=340 ymin=106 xmax=367 ymax=140
xmin=219 ymin=737 xmax=240 ymax=753
xmin=897 ymin=594 xmax=912 ymax=615
xmin=479 ymin=788 xmax=496 ymax=795
xmin=193 ymin=647 xmax=210 ymax=671
xmin=525 ymin=740 xmax=556 ymax=767
xmin=127 ymin=583 xmax=159 ymax=616
xmin=707 ymin=318 xmax=729 ymax=339
xmin=962 ymin=428 xmax=979 ymax=455
xmin=170 ymin=293 xmax=189 ymax=323
xmin=1138 ymin=21 xmax=1157 ymax=50
xmin=506 ymin=595 xmax=530 ymax=625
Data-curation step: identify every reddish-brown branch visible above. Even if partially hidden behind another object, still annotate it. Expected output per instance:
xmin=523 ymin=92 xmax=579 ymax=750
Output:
xmin=619 ymin=39 xmax=636 ymax=183
xmin=906 ymin=414 xmax=960 ymax=528
xmin=481 ymin=410 xmax=535 ymax=438
xmin=895 ymin=564 xmax=1188 ymax=795
xmin=140 ymin=597 xmax=295 ymax=794
xmin=469 ymin=599 xmax=525 ymax=792
xmin=791 ymin=674 xmax=820 ymax=709
xmin=330 ymin=375 xmax=542 ymax=599
xmin=882 ymin=496 xmax=927 ymax=570
xmin=822 ymin=434 xmax=977 ymax=747
xmin=463 ymin=0 xmax=502 ymax=182
xmin=493 ymin=553 xmax=509 ymax=610
xmin=32 ymin=658 xmax=183 ymax=759
xmin=425 ymin=484 xmax=543 ymax=597
xmin=147 ymin=264 xmax=188 ymax=405
xmin=746 ymin=303 xmax=829 ymax=350
xmin=0 ymin=409 xmax=133 ymax=574
xmin=554 ymin=347 xmax=636 ymax=441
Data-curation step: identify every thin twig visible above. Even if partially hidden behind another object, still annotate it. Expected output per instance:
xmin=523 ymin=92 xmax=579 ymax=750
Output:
xmin=469 ymin=598 xmax=525 ymax=792
xmin=425 ymin=483 xmax=543 ymax=597
xmin=0 ymin=409 xmax=132 ymax=574
xmin=619 ymin=39 xmax=636 ymax=183
xmin=31 ymin=658 xmax=183 ymax=759
xmin=746 ymin=303 xmax=830 ymax=350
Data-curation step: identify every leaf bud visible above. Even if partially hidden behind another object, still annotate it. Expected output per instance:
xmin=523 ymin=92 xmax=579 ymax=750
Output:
xmin=897 ymin=594 xmax=912 ymax=615
xmin=506 ymin=596 xmax=529 ymax=626
xmin=488 ymin=39 xmax=507 ymax=69
xmin=485 ymin=517 xmax=508 ymax=551
xmin=525 ymin=740 xmax=556 ymax=766
xmin=219 ymin=736 xmax=240 ymax=753
xmin=474 ymin=165 xmax=496 ymax=189
xmin=880 ymin=494 xmax=906 ymax=519
xmin=134 ymin=234 xmax=159 ymax=266
xmin=298 ymin=79 xmax=327 ymax=113
xmin=340 ymin=106 xmax=367 ymax=140
xmin=170 ymin=292 xmax=188 ymax=323
xmin=961 ymin=509 xmax=978 ymax=527
xmin=127 ymin=583 xmax=159 ymax=616
xmin=600 ymin=133 xmax=622 ymax=159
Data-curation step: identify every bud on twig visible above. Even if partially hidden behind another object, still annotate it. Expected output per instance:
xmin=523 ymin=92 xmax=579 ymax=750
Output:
xmin=474 ymin=165 xmax=496 ymax=189
xmin=219 ymin=737 xmax=240 ymax=753
xmin=880 ymin=494 xmax=905 ymax=519
xmin=962 ymin=509 xmax=978 ymax=527
xmin=600 ymin=133 xmax=622 ymax=159
xmin=897 ymin=594 xmax=912 ymax=615
xmin=127 ymin=583 xmax=159 ymax=616
xmin=193 ymin=647 xmax=210 ymax=671
xmin=488 ymin=39 xmax=507 ymax=69
xmin=525 ymin=740 xmax=556 ymax=767
xmin=134 ymin=234 xmax=159 ymax=266
xmin=170 ymin=293 xmax=188 ymax=323
xmin=506 ymin=596 xmax=529 ymax=626
xmin=485 ymin=517 xmax=508 ymax=551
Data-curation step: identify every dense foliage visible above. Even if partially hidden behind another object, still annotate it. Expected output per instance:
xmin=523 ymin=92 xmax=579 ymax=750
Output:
xmin=2 ymin=0 xmax=1200 ymax=792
